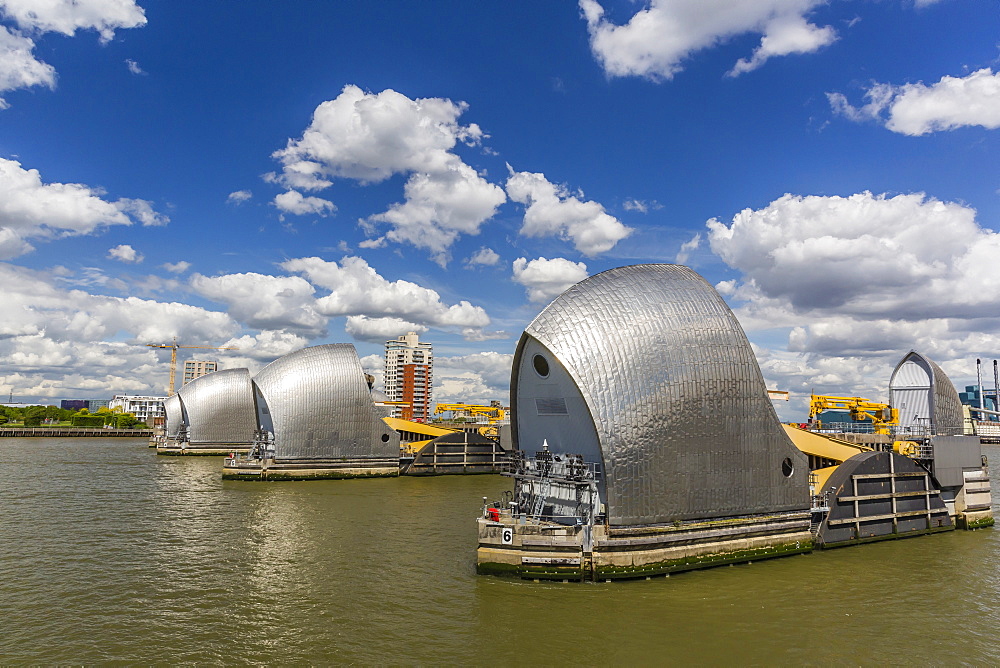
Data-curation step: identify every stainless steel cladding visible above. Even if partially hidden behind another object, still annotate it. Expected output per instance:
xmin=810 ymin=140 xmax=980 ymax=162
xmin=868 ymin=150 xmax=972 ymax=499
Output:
xmin=511 ymin=264 xmax=809 ymax=527
xmin=252 ymin=344 xmax=399 ymax=460
xmin=176 ymin=368 xmax=256 ymax=446
xmin=889 ymin=351 xmax=964 ymax=436
xmin=163 ymin=393 xmax=184 ymax=440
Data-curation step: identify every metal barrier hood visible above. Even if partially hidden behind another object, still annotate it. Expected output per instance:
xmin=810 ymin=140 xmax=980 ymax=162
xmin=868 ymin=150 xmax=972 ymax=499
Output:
xmin=163 ymin=393 xmax=184 ymax=440
xmin=511 ymin=264 xmax=809 ymax=526
xmin=252 ymin=343 xmax=398 ymax=460
xmin=889 ymin=350 xmax=964 ymax=436
xmin=176 ymin=368 xmax=256 ymax=445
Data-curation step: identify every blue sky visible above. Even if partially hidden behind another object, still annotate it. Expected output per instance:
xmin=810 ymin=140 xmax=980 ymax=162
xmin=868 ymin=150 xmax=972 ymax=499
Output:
xmin=1 ymin=0 xmax=998 ymax=418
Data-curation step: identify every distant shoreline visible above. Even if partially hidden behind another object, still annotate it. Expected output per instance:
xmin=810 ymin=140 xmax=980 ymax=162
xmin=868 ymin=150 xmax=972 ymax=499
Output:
xmin=0 ymin=427 xmax=153 ymax=438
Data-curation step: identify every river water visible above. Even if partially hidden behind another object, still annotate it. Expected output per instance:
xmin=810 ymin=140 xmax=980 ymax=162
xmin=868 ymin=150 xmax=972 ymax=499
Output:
xmin=1 ymin=437 xmax=998 ymax=665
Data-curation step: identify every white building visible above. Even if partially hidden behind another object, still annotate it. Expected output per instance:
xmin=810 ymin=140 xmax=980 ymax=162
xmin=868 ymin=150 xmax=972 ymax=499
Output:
xmin=109 ymin=395 xmax=167 ymax=424
xmin=384 ymin=332 xmax=433 ymax=421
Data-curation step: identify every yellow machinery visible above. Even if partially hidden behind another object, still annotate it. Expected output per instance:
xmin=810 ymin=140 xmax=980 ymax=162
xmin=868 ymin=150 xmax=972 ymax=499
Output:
xmin=790 ymin=395 xmax=921 ymax=493
xmin=434 ymin=403 xmax=507 ymax=440
xmin=146 ymin=337 xmax=239 ymax=396
xmin=808 ymin=394 xmax=899 ymax=436
xmin=783 ymin=424 xmax=872 ymax=492
xmin=382 ymin=417 xmax=457 ymax=455
xmin=434 ymin=403 xmax=506 ymax=422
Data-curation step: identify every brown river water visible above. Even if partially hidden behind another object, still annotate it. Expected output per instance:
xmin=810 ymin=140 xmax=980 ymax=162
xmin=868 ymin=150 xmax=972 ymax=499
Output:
xmin=1 ymin=437 xmax=998 ymax=665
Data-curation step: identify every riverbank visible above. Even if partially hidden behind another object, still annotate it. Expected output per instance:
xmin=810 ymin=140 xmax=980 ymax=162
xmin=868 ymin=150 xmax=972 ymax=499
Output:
xmin=0 ymin=427 xmax=153 ymax=437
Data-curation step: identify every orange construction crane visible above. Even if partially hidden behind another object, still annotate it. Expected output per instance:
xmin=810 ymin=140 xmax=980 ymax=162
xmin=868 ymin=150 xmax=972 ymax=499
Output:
xmin=146 ymin=337 xmax=238 ymax=396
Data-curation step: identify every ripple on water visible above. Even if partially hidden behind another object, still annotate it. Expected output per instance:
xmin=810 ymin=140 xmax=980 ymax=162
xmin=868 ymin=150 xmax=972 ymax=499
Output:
xmin=1 ymin=438 xmax=997 ymax=664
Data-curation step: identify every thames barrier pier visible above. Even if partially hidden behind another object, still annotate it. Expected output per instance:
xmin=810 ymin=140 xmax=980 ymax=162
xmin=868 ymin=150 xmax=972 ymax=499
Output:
xmin=221 ymin=344 xmax=399 ymax=480
xmin=476 ymin=265 xmax=993 ymax=581
xmin=477 ymin=265 xmax=813 ymax=580
xmin=155 ymin=369 xmax=256 ymax=455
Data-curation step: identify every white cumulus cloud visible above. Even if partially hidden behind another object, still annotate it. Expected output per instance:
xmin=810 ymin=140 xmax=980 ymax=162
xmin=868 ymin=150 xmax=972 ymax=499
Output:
xmin=706 ymin=191 xmax=998 ymax=320
xmin=273 ymin=189 xmax=336 ymax=216
xmin=434 ymin=351 xmax=514 ymax=405
xmin=506 ymin=169 xmax=631 ymax=256
xmin=512 ymin=256 xmax=589 ymax=303
xmin=358 ymin=236 xmax=387 ymax=249
xmin=465 ymin=247 xmax=500 ymax=268
xmin=270 ymin=85 xmax=504 ymax=262
xmin=369 ymin=162 xmax=506 ymax=265
xmin=0 ymin=157 xmax=167 ymax=259
xmin=0 ymin=26 xmax=54 ymax=108
xmin=217 ymin=330 xmax=310 ymax=370
xmin=107 ymin=243 xmax=142 ymax=263
xmin=706 ymin=191 xmax=1000 ymax=401
xmin=345 ymin=315 xmax=426 ymax=343
xmin=579 ymin=0 xmax=834 ymax=81
xmin=675 ymin=232 xmax=701 ymax=264
xmin=162 ymin=260 xmax=190 ymax=274
xmin=727 ymin=13 xmax=836 ymax=77
xmin=0 ymin=261 xmax=241 ymax=399
xmin=0 ymin=0 xmax=146 ymax=41
xmin=829 ymin=68 xmax=1000 ymax=135
xmin=623 ymin=198 xmax=662 ymax=213
xmin=0 ymin=0 xmax=146 ymax=107
xmin=227 ymin=189 xmax=251 ymax=205
xmin=281 ymin=255 xmax=494 ymax=339
xmin=189 ymin=271 xmax=325 ymax=337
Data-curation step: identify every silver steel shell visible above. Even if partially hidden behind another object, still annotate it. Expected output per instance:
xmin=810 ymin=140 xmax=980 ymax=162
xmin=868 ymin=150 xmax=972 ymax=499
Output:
xmin=252 ymin=344 xmax=399 ymax=460
xmin=163 ymin=393 xmax=184 ymax=440
xmin=889 ymin=350 xmax=964 ymax=436
xmin=511 ymin=264 xmax=809 ymax=527
xmin=176 ymin=368 xmax=256 ymax=446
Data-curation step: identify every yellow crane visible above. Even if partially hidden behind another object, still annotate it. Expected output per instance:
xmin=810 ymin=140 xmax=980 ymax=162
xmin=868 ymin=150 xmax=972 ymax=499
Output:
xmin=808 ymin=394 xmax=899 ymax=436
xmin=434 ymin=402 xmax=506 ymax=422
xmin=146 ymin=337 xmax=238 ymax=396
xmin=434 ymin=402 xmax=507 ymax=440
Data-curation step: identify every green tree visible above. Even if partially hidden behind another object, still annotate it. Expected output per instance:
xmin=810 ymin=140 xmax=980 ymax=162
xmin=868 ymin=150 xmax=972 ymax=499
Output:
xmin=116 ymin=413 xmax=139 ymax=429
xmin=23 ymin=406 xmax=46 ymax=427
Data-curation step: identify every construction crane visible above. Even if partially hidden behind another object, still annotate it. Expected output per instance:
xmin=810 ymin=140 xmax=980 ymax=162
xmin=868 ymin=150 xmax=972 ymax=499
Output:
xmin=808 ymin=394 xmax=899 ymax=436
xmin=146 ymin=337 xmax=238 ymax=396
xmin=434 ymin=402 xmax=507 ymax=422
xmin=434 ymin=402 xmax=507 ymax=440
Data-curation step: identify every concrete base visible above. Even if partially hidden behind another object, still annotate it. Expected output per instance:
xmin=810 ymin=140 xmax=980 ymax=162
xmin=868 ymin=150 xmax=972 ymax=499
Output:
xmin=222 ymin=457 xmax=399 ymax=481
xmin=956 ymin=509 xmax=995 ymax=530
xmin=158 ymin=446 xmax=251 ymax=456
xmin=477 ymin=511 xmax=813 ymax=581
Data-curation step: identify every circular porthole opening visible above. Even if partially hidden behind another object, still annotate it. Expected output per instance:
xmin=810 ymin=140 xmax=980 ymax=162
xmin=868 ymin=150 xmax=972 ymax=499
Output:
xmin=381 ymin=433 xmax=390 ymax=442
xmin=781 ymin=457 xmax=794 ymax=478
xmin=532 ymin=354 xmax=549 ymax=377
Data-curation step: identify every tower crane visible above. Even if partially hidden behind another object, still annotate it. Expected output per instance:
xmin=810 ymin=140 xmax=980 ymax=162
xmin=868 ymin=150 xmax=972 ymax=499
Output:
xmin=146 ymin=337 xmax=238 ymax=396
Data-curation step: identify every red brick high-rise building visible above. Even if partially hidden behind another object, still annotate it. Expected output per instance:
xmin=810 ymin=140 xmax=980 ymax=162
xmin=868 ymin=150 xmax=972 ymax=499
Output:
xmin=384 ymin=332 xmax=433 ymax=421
